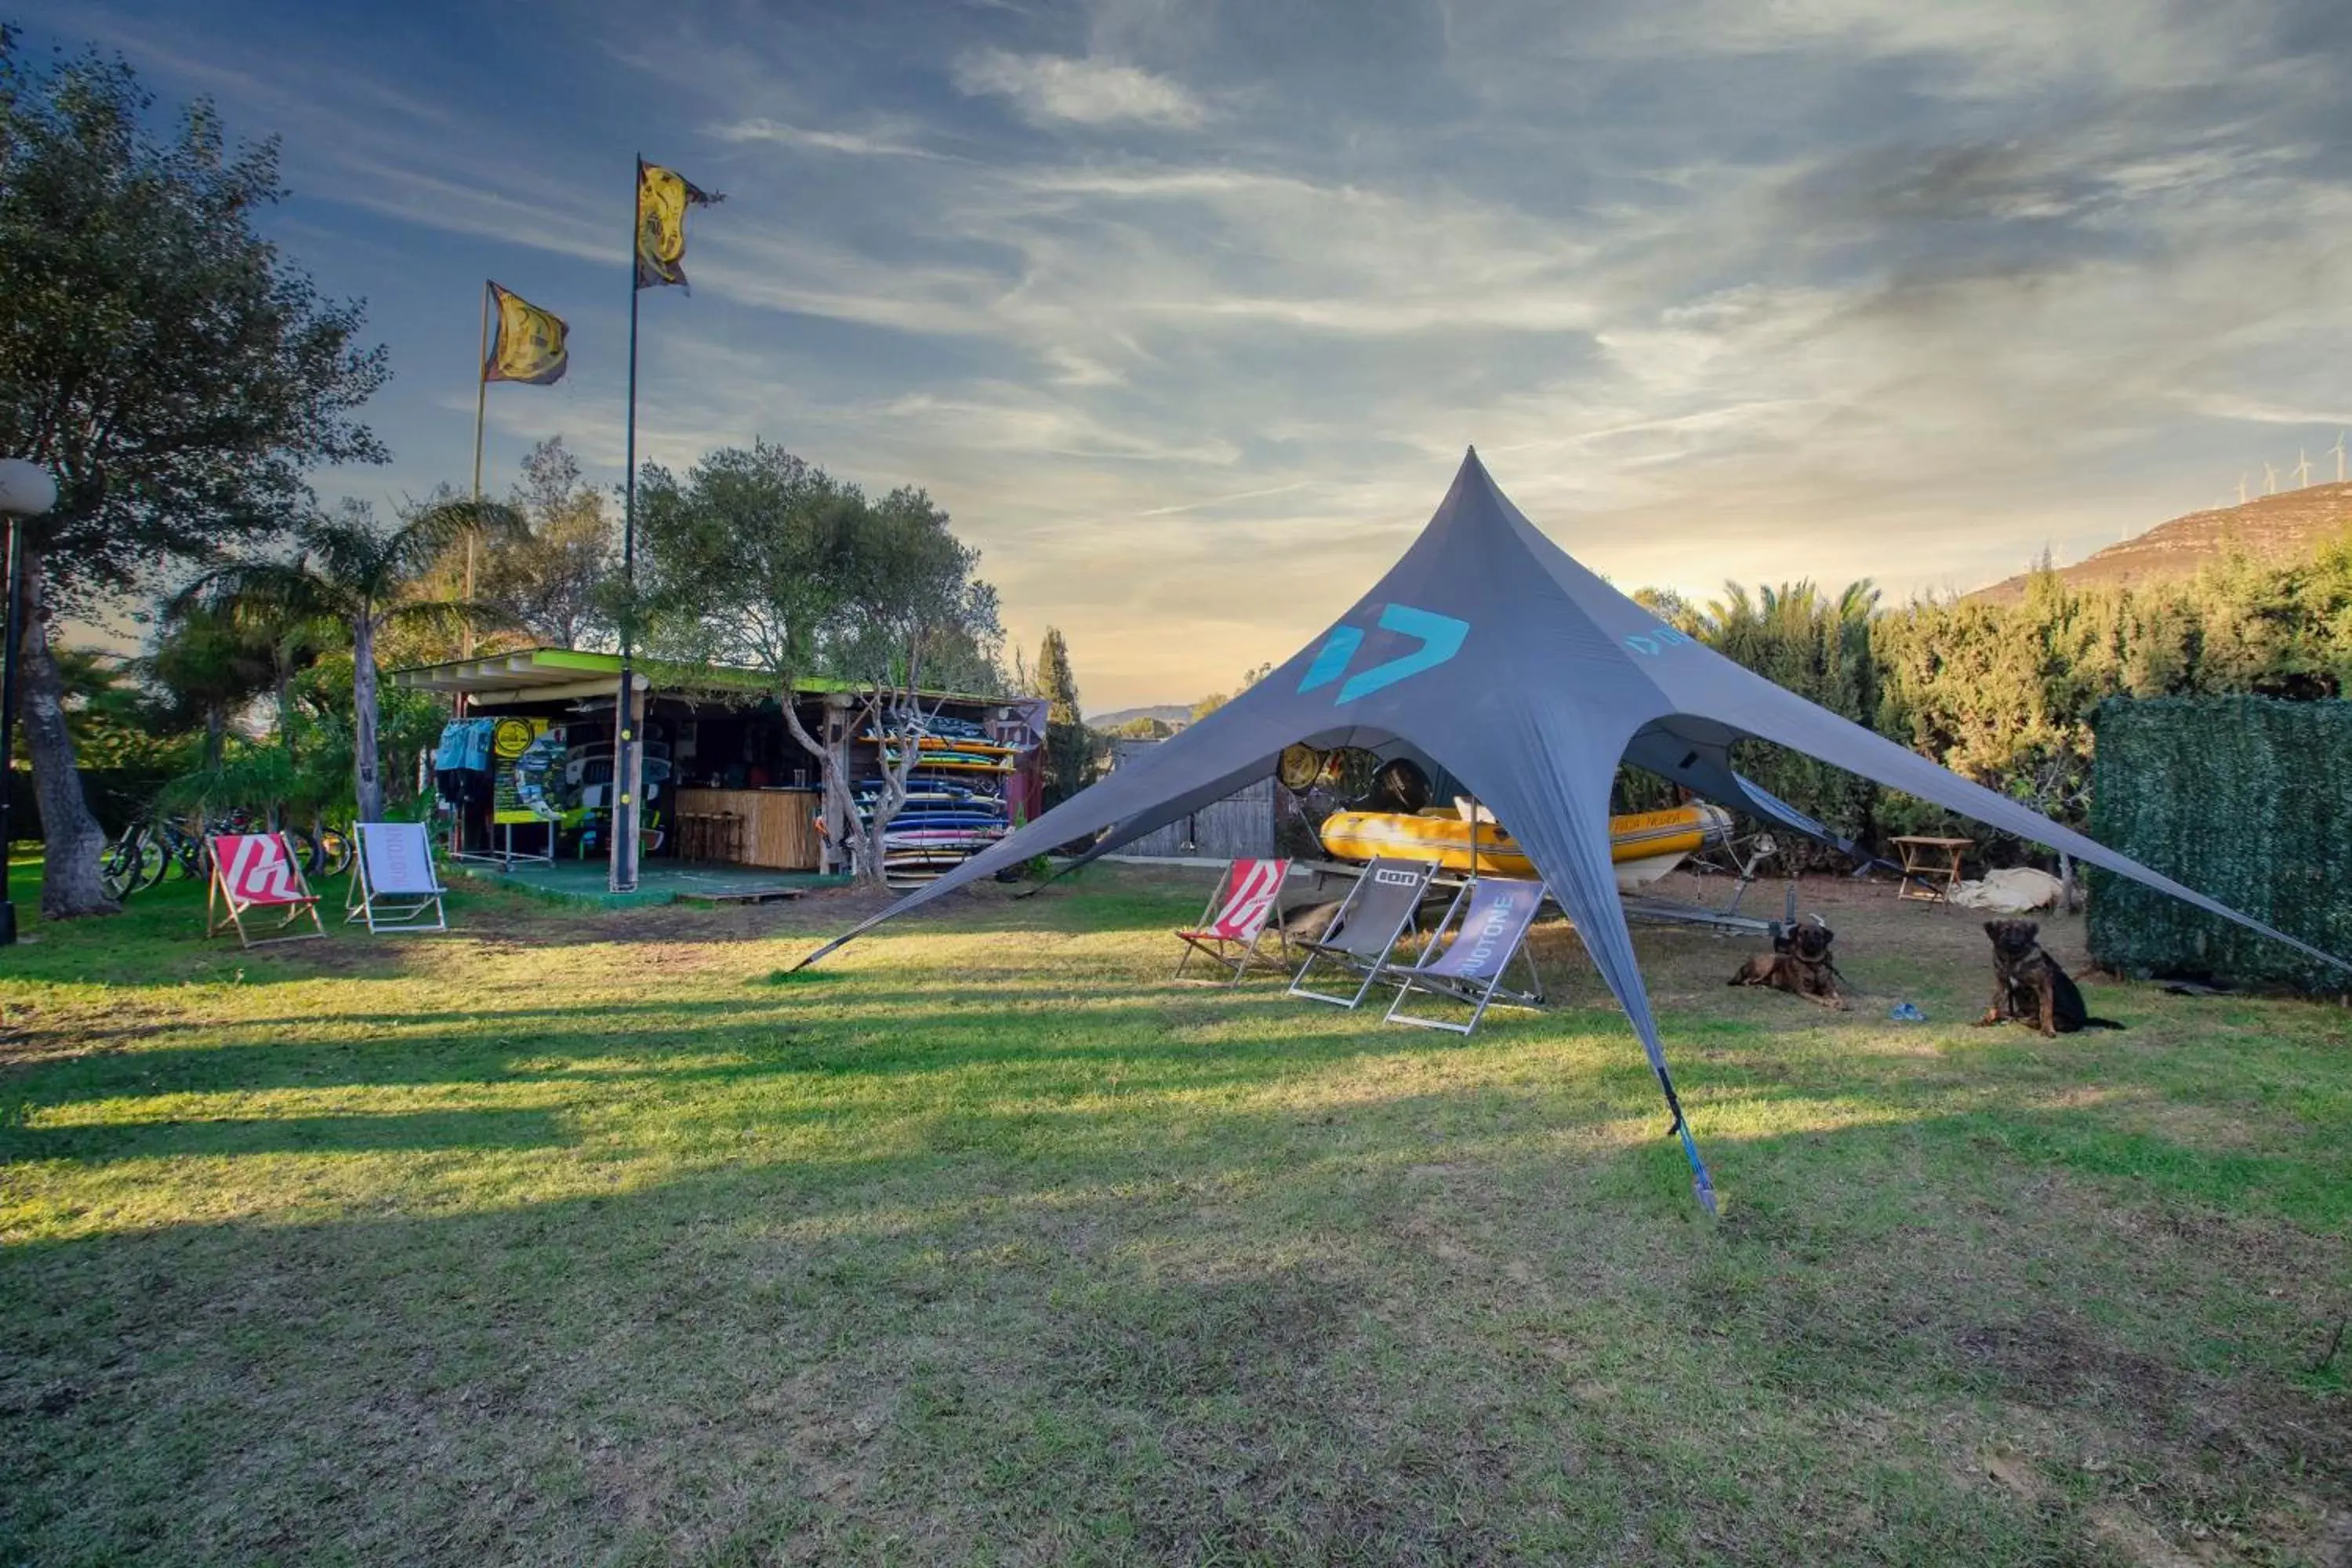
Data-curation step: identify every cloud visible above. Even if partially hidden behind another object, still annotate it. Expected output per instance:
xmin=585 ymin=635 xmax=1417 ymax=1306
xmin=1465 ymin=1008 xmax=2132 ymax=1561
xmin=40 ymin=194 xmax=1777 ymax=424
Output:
xmin=702 ymin=117 xmax=960 ymax=162
xmin=2180 ymin=395 xmax=2352 ymax=428
xmin=51 ymin=0 xmax=2352 ymax=707
xmin=327 ymin=158 xmax=612 ymax=264
xmin=1137 ymin=481 xmax=1312 ymax=517
xmin=952 ymin=49 xmax=1208 ymax=128
xmin=1582 ymin=0 xmax=2271 ymax=100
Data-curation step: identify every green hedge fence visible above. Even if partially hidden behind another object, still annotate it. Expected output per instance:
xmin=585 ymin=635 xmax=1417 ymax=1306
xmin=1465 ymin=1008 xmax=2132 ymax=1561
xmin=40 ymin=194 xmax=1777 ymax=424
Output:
xmin=2086 ymin=696 xmax=2352 ymax=992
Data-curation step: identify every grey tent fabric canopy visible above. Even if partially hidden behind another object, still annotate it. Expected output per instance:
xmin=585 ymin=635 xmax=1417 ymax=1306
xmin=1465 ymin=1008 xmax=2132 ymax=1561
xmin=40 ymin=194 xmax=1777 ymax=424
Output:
xmin=1047 ymin=727 xmax=1859 ymax=883
xmin=800 ymin=450 xmax=2344 ymax=1212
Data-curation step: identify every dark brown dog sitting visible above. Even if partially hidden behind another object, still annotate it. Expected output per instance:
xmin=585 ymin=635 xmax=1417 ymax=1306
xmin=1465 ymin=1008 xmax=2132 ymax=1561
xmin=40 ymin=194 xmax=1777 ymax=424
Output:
xmin=1975 ymin=919 xmax=2125 ymax=1036
xmin=1729 ymin=920 xmax=1847 ymax=1010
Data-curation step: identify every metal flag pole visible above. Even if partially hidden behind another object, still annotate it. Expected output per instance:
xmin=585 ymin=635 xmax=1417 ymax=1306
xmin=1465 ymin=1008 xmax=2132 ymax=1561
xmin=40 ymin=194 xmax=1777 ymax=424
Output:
xmin=612 ymin=160 xmax=645 ymax=894
xmin=463 ymin=280 xmax=490 ymax=688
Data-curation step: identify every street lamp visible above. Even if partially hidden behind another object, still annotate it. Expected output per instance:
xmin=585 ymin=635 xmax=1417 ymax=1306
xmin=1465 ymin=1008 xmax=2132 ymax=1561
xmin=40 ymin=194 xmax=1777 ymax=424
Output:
xmin=0 ymin=458 xmax=59 ymax=946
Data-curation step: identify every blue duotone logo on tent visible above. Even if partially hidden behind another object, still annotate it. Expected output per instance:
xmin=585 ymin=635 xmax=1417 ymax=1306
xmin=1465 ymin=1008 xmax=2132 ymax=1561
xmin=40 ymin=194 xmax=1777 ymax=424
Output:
xmin=1621 ymin=622 xmax=1696 ymax=658
xmin=1298 ymin=603 xmax=1469 ymax=705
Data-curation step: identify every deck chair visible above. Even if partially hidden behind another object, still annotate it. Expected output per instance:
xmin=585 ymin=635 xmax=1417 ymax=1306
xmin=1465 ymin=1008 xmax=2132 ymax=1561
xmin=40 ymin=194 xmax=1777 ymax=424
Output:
xmin=1174 ymin=858 xmax=1293 ymax=983
xmin=1385 ymin=877 xmax=1548 ymax=1035
xmin=1288 ymin=856 xmax=1437 ymax=1008
xmin=346 ymin=821 xmax=450 ymax=935
xmin=205 ymin=832 xmax=326 ymax=948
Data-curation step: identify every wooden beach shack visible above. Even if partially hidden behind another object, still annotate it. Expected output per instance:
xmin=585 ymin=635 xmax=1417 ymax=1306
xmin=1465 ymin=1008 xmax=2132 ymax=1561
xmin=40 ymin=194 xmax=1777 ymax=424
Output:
xmin=392 ymin=649 xmax=1044 ymax=877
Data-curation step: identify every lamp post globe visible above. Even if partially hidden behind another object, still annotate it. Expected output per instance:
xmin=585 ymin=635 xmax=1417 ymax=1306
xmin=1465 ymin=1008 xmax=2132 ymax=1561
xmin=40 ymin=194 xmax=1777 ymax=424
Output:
xmin=0 ymin=459 xmax=56 ymax=520
xmin=0 ymin=456 xmax=56 ymax=946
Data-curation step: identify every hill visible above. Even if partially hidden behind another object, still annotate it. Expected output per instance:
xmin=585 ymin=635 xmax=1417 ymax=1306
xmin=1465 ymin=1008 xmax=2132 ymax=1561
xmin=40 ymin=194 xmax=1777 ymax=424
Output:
xmin=1087 ymin=702 xmax=1192 ymax=729
xmin=1972 ymin=481 xmax=2352 ymax=603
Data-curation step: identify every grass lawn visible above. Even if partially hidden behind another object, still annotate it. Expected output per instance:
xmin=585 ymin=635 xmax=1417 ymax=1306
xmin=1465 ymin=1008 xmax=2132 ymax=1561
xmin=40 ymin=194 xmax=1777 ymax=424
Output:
xmin=2 ymin=858 xmax=2347 ymax=1566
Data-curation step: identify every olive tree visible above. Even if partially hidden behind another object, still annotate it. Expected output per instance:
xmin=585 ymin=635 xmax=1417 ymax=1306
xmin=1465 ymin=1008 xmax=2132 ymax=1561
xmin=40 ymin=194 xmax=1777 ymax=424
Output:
xmin=636 ymin=443 xmax=1001 ymax=887
xmin=824 ymin=485 xmax=1003 ymax=881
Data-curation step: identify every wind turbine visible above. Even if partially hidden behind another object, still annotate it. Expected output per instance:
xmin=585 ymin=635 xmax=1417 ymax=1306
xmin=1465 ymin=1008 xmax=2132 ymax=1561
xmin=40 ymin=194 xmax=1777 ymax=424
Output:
xmin=2264 ymin=460 xmax=2279 ymax=495
xmin=2238 ymin=473 xmax=2249 ymax=505
xmin=2295 ymin=448 xmax=2313 ymax=488
xmin=2333 ymin=430 xmax=2346 ymax=484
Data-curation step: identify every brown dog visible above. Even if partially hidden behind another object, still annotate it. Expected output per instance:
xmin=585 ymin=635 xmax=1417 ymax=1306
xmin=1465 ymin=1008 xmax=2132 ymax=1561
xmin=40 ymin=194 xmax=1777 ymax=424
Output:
xmin=1729 ymin=919 xmax=1847 ymax=1010
xmin=1975 ymin=919 xmax=2124 ymax=1036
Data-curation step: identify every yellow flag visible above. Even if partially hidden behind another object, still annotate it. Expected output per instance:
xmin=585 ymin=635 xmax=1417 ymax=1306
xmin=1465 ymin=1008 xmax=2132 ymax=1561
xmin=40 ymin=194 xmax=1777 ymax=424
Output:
xmin=635 ymin=159 xmax=723 ymax=290
xmin=484 ymin=282 xmax=568 ymax=385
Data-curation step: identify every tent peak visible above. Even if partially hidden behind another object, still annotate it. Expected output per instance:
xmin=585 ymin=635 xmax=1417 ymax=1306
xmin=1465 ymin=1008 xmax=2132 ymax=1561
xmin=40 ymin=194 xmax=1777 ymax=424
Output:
xmin=1441 ymin=445 xmax=1501 ymax=516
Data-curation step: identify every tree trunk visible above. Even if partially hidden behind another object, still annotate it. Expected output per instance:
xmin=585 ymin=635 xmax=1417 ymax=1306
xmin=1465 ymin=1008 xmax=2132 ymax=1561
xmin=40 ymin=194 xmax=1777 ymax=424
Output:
xmin=14 ymin=540 xmax=118 ymax=918
xmin=274 ymin=650 xmax=296 ymax=759
xmin=860 ymin=677 xmax=936 ymax=891
xmin=203 ymin=704 xmax=226 ymax=771
xmin=352 ymin=611 xmax=383 ymax=821
xmin=861 ymin=696 xmax=902 ymax=886
xmin=780 ymin=687 xmax=864 ymax=882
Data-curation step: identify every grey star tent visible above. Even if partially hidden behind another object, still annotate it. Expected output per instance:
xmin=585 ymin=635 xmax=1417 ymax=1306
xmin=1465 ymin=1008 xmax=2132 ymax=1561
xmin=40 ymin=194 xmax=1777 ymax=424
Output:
xmin=802 ymin=449 xmax=2342 ymax=1211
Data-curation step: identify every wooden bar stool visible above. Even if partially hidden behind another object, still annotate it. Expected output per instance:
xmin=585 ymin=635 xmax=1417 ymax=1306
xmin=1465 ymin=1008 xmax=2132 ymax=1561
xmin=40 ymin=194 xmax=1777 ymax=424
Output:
xmin=713 ymin=813 xmax=742 ymax=864
xmin=1890 ymin=835 xmax=1973 ymax=902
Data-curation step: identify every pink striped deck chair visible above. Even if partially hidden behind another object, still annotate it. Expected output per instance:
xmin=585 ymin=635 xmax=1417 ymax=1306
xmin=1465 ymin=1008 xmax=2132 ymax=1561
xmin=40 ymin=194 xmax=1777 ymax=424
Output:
xmin=205 ymin=832 xmax=327 ymax=948
xmin=1174 ymin=858 xmax=1293 ymax=983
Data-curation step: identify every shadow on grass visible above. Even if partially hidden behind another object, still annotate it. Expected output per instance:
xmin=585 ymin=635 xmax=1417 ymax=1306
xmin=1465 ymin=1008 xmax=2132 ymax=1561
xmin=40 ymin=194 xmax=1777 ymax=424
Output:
xmin=6 ymin=969 xmax=2347 ymax=1236
xmin=0 ymin=867 xmax=1225 ymax=994
xmin=2 ymin=1087 xmax=2345 ymax=1566
xmin=2 ymin=1107 xmax=570 ymax=1164
xmin=761 ymin=968 xmax=845 ymax=987
xmin=4 ymin=873 xmax=436 ymax=988
xmin=0 ymin=977 xmax=1817 ymax=1112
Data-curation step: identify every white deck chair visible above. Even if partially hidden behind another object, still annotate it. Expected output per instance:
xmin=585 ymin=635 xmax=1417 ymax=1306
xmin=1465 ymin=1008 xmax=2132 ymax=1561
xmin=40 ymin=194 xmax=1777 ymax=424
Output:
xmin=205 ymin=832 xmax=326 ymax=948
xmin=346 ymin=821 xmax=450 ymax=935
xmin=1384 ymin=877 xmax=1548 ymax=1035
xmin=1288 ymin=857 xmax=1437 ymax=1008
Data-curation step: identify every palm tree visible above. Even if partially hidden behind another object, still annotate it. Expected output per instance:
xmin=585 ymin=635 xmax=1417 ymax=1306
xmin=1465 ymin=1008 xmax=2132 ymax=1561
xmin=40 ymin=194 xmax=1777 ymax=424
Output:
xmin=182 ymin=499 xmax=522 ymax=820
xmin=169 ymin=579 xmax=327 ymax=761
xmin=147 ymin=600 xmax=278 ymax=769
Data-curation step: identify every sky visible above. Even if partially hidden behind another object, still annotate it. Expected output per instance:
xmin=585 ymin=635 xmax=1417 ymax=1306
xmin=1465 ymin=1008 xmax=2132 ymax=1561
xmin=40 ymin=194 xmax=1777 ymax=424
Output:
xmin=23 ymin=0 xmax=2352 ymax=711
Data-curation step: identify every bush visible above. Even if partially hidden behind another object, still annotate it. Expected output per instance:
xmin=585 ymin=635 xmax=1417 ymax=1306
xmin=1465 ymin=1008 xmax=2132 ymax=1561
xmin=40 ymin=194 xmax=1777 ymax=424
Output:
xmin=2085 ymin=695 xmax=2352 ymax=991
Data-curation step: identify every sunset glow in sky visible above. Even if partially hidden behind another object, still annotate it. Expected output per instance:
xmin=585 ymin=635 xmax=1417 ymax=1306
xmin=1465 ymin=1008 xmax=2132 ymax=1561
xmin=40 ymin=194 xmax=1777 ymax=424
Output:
xmin=27 ymin=0 xmax=2352 ymax=708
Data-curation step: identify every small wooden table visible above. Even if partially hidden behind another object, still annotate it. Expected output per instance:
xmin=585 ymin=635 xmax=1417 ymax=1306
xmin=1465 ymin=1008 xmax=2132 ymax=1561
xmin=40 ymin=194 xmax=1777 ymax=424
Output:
xmin=1891 ymin=836 xmax=1973 ymax=902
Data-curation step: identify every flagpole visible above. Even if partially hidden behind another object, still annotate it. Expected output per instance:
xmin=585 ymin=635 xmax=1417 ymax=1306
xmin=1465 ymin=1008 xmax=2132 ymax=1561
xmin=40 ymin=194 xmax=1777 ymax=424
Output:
xmin=466 ymin=280 xmax=489 ymax=664
xmin=612 ymin=161 xmax=644 ymax=894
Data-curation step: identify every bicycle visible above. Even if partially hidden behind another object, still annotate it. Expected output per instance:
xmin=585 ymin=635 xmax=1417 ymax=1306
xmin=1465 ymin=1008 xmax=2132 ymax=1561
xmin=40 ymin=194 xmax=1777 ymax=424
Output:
xmin=109 ymin=803 xmax=358 ymax=895
xmin=145 ymin=818 xmax=213 ymax=884
xmin=309 ymin=822 xmax=354 ymax=878
xmin=98 ymin=822 xmax=165 ymax=900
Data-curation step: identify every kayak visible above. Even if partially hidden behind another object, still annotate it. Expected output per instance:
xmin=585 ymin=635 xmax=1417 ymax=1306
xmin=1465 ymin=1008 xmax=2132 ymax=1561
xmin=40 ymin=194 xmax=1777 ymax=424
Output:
xmin=1319 ymin=804 xmax=1734 ymax=887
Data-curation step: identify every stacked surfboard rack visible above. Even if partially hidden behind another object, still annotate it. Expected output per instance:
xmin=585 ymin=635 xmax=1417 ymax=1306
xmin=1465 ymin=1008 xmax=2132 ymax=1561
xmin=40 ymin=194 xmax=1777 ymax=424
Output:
xmin=856 ymin=715 xmax=1019 ymax=888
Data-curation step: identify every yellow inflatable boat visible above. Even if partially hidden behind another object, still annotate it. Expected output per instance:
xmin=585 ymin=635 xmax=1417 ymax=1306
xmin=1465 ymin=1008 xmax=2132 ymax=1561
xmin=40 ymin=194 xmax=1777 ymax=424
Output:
xmin=1319 ymin=803 xmax=1734 ymax=889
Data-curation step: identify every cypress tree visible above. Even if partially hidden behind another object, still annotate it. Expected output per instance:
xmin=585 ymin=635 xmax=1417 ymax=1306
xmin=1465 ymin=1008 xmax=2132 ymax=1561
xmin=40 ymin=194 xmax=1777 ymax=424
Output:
xmin=1033 ymin=627 xmax=1093 ymax=808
